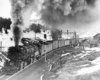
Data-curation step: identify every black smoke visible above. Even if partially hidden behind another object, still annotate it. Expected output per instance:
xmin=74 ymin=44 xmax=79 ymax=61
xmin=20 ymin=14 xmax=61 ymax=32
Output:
xmin=10 ymin=0 xmax=23 ymax=46
xmin=41 ymin=0 xmax=98 ymax=27
xmin=10 ymin=0 xmax=100 ymax=39
xmin=13 ymin=26 xmax=21 ymax=46
xmin=10 ymin=0 xmax=36 ymax=46
xmin=10 ymin=0 xmax=43 ymax=46
xmin=86 ymin=0 xmax=96 ymax=6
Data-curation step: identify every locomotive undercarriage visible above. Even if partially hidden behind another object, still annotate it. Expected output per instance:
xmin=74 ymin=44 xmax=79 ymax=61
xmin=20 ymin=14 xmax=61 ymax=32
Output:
xmin=2 ymin=51 xmax=41 ymax=75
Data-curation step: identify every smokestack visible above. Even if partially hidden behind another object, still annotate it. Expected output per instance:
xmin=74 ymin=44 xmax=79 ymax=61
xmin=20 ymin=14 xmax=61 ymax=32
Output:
xmin=13 ymin=25 xmax=21 ymax=47
xmin=10 ymin=0 xmax=23 ymax=47
xmin=10 ymin=0 xmax=44 ymax=46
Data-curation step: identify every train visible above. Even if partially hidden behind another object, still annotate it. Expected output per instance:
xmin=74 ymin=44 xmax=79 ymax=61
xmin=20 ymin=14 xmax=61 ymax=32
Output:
xmin=2 ymin=38 xmax=78 ymax=74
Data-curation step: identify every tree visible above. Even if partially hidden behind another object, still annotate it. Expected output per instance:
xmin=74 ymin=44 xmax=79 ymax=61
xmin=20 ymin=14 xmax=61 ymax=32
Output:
xmin=0 ymin=17 xmax=12 ymax=33
xmin=30 ymin=23 xmax=44 ymax=33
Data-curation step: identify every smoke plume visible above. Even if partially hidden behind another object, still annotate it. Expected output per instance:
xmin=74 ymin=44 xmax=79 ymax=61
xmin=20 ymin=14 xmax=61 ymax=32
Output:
xmin=41 ymin=0 xmax=100 ymax=37
xmin=10 ymin=0 xmax=100 ymax=42
xmin=10 ymin=0 xmax=45 ymax=46
xmin=41 ymin=0 xmax=98 ymax=26
xmin=10 ymin=0 xmax=37 ymax=46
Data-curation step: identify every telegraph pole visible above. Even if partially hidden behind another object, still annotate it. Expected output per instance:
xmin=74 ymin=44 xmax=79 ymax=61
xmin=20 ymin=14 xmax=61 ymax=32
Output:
xmin=0 ymin=32 xmax=2 ymax=52
xmin=74 ymin=31 xmax=77 ymax=46
xmin=44 ymin=25 xmax=47 ymax=62
xmin=44 ymin=33 xmax=47 ymax=62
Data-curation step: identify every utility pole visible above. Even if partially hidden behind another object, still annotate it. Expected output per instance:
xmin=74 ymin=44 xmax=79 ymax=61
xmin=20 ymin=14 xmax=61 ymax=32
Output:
xmin=1 ymin=41 xmax=2 ymax=52
xmin=74 ymin=31 xmax=77 ymax=46
xmin=44 ymin=33 xmax=47 ymax=62
xmin=0 ymin=32 xmax=3 ymax=52
xmin=44 ymin=25 xmax=47 ymax=62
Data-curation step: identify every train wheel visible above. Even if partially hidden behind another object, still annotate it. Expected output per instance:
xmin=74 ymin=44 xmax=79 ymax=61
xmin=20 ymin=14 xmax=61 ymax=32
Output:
xmin=20 ymin=61 xmax=24 ymax=69
xmin=23 ymin=61 xmax=26 ymax=69
xmin=24 ymin=61 xmax=27 ymax=68
xmin=34 ymin=51 xmax=40 ymax=61
xmin=27 ymin=57 xmax=31 ymax=65
xmin=31 ymin=57 xmax=33 ymax=64
xmin=29 ymin=56 xmax=31 ymax=64
xmin=23 ymin=62 xmax=25 ymax=69
xmin=28 ymin=57 xmax=31 ymax=65
xmin=23 ymin=61 xmax=27 ymax=68
xmin=32 ymin=56 xmax=35 ymax=63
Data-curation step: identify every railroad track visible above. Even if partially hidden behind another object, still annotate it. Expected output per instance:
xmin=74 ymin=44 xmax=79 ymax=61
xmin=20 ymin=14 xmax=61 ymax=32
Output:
xmin=0 ymin=45 xmax=73 ymax=80
xmin=6 ymin=45 xmax=73 ymax=80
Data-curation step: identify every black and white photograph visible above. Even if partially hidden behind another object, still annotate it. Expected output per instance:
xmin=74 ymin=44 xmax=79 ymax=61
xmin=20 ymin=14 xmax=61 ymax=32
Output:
xmin=0 ymin=0 xmax=100 ymax=80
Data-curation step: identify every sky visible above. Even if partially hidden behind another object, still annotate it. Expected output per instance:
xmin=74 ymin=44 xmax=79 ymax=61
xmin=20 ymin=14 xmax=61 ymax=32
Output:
xmin=0 ymin=0 xmax=100 ymax=38
xmin=0 ymin=0 xmax=11 ymax=18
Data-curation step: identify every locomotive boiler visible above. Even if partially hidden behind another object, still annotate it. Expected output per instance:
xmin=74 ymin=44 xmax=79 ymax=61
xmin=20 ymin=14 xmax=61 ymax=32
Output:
xmin=3 ymin=38 xmax=42 ymax=73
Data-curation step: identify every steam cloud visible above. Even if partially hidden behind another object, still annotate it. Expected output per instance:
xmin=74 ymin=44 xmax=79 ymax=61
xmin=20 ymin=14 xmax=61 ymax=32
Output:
xmin=10 ymin=0 xmax=24 ymax=46
xmin=41 ymin=0 xmax=98 ymax=26
xmin=10 ymin=0 xmax=100 ymax=43
xmin=10 ymin=0 xmax=40 ymax=46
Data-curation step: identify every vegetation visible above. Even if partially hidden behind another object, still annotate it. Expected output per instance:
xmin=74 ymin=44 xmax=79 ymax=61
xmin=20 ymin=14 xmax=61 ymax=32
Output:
xmin=29 ymin=23 xmax=48 ymax=33
xmin=0 ymin=17 xmax=12 ymax=34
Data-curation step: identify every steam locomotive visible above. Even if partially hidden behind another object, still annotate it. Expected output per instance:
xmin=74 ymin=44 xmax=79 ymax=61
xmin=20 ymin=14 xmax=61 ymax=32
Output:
xmin=3 ymin=37 xmax=77 ymax=74
xmin=3 ymin=38 xmax=47 ymax=74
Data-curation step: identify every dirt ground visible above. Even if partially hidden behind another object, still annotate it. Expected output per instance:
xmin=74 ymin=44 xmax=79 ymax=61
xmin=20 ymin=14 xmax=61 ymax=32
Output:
xmin=42 ymin=47 xmax=100 ymax=80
